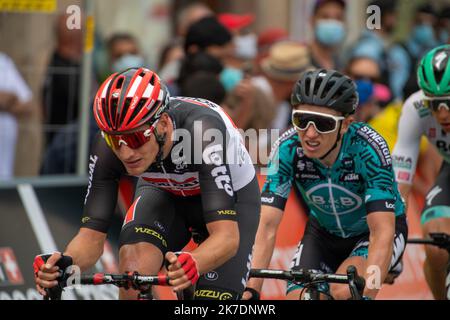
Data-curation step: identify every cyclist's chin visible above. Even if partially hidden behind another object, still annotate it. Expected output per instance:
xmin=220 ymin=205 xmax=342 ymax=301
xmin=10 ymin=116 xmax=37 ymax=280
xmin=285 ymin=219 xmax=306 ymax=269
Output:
xmin=301 ymin=142 xmax=328 ymax=159
xmin=303 ymin=149 xmax=324 ymax=159
xmin=124 ymin=160 xmax=149 ymax=175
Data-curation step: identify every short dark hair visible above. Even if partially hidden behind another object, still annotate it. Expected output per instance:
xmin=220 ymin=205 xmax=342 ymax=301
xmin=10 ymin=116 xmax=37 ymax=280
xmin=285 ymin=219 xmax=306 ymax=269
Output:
xmin=178 ymin=51 xmax=223 ymax=86
xmin=107 ymin=33 xmax=138 ymax=51
xmin=416 ymin=4 xmax=437 ymax=17
xmin=313 ymin=0 xmax=346 ymax=15
xmin=184 ymin=16 xmax=232 ymax=53
xmin=180 ymin=72 xmax=226 ymax=105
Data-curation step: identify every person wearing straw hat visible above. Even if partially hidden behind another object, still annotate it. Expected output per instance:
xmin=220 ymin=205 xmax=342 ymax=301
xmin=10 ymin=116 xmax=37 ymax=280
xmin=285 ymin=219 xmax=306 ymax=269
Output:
xmin=253 ymin=41 xmax=313 ymax=131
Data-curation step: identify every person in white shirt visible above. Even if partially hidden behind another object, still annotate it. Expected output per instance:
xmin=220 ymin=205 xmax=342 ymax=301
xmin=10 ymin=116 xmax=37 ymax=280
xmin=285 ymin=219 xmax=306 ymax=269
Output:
xmin=0 ymin=52 xmax=33 ymax=180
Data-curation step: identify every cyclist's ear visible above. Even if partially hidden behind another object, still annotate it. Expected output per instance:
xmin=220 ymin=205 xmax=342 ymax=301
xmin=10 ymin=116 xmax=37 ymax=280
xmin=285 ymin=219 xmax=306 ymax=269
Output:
xmin=341 ymin=115 xmax=354 ymax=135
xmin=156 ymin=113 xmax=171 ymax=133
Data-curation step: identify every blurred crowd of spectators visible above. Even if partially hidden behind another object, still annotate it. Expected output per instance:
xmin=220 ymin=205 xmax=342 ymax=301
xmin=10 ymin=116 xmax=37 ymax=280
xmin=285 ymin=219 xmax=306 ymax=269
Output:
xmin=0 ymin=0 xmax=449 ymax=180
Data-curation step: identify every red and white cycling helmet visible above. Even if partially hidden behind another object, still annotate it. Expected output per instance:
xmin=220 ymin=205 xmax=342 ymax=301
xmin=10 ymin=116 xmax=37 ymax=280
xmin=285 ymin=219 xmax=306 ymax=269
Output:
xmin=93 ymin=68 xmax=170 ymax=133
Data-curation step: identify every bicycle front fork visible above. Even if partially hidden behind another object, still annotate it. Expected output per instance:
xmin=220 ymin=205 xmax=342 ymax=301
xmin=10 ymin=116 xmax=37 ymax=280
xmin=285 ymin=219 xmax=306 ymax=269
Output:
xmin=137 ymin=285 xmax=154 ymax=300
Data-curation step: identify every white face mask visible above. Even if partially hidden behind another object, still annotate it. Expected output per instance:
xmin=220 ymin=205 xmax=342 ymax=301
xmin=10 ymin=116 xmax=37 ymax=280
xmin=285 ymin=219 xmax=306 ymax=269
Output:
xmin=234 ymin=33 xmax=257 ymax=60
xmin=112 ymin=54 xmax=145 ymax=73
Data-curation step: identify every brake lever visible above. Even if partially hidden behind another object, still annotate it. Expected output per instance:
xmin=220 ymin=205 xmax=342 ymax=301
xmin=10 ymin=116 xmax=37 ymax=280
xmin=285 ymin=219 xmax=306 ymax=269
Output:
xmin=346 ymin=265 xmax=365 ymax=300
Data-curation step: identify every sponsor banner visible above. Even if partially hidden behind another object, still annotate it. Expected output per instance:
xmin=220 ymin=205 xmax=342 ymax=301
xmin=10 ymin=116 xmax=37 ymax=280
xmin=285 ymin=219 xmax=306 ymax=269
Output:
xmin=0 ymin=0 xmax=56 ymax=12
xmin=0 ymin=248 xmax=24 ymax=286
xmin=0 ymin=182 xmax=122 ymax=300
xmin=0 ymin=188 xmax=44 ymax=299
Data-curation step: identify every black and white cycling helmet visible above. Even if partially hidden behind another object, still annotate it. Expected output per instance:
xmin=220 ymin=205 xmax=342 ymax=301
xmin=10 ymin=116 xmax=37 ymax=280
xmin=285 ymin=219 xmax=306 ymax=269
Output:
xmin=291 ymin=69 xmax=359 ymax=115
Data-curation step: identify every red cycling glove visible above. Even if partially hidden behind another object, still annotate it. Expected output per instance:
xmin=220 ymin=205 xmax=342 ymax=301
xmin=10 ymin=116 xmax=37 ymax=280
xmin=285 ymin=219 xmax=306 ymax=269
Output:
xmin=175 ymin=252 xmax=199 ymax=285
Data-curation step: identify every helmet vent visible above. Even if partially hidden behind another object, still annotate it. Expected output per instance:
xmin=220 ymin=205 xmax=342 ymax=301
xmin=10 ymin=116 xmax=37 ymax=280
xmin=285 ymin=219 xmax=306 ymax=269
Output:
xmin=126 ymin=98 xmax=148 ymax=126
xmin=314 ymin=77 xmax=324 ymax=95
xmin=110 ymin=98 xmax=118 ymax=128
xmin=304 ymin=77 xmax=311 ymax=95
xmin=149 ymin=73 xmax=156 ymax=86
xmin=119 ymin=98 xmax=132 ymax=124
xmin=116 ymin=77 xmax=124 ymax=89
xmin=324 ymin=80 xmax=336 ymax=97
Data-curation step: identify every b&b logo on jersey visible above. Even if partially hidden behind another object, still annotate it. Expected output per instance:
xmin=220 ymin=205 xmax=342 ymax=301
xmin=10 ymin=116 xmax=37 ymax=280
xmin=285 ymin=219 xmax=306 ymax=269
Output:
xmin=0 ymin=248 xmax=24 ymax=286
xmin=306 ymin=184 xmax=363 ymax=214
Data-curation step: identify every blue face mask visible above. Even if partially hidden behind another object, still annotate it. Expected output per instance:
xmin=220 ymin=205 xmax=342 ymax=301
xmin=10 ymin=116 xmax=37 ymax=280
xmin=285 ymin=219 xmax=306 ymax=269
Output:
xmin=315 ymin=19 xmax=346 ymax=47
xmin=412 ymin=24 xmax=438 ymax=48
xmin=220 ymin=67 xmax=243 ymax=92
xmin=112 ymin=54 xmax=145 ymax=73
xmin=355 ymin=79 xmax=374 ymax=106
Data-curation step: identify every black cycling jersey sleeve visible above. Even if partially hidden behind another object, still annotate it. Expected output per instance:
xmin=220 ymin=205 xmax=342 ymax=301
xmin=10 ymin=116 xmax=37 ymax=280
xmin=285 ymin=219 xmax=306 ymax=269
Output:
xmin=260 ymin=131 xmax=296 ymax=211
xmin=189 ymin=115 xmax=237 ymax=223
xmin=81 ymin=132 xmax=126 ymax=233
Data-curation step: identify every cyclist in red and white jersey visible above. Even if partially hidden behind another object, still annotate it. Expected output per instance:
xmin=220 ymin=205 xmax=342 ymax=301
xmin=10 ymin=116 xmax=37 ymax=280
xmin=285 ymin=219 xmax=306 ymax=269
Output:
xmin=34 ymin=68 xmax=260 ymax=300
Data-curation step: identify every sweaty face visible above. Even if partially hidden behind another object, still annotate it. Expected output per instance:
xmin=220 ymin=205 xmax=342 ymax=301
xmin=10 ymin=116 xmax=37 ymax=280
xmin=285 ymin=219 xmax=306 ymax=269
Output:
xmin=293 ymin=104 xmax=347 ymax=159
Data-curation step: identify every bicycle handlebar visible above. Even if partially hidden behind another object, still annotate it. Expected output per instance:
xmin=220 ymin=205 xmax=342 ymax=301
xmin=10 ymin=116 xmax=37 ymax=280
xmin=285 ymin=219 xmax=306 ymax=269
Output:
xmin=249 ymin=265 xmax=365 ymax=299
xmin=77 ymin=272 xmax=170 ymax=289
xmin=44 ymin=271 xmax=171 ymax=300
xmin=407 ymin=233 xmax=450 ymax=252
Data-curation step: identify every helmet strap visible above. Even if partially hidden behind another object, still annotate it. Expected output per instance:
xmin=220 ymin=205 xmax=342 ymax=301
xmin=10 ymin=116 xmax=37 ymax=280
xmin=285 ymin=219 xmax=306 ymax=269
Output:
xmin=154 ymin=127 xmax=167 ymax=166
xmin=319 ymin=121 xmax=343 ymax=161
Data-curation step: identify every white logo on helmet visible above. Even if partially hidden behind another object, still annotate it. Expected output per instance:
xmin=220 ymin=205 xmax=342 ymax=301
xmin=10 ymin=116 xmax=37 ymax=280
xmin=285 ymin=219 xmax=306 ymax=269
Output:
xmin=112 ymin=92 xmax=120 ymax=98
xmin=435 ymin=51 xmax=448 ymax=71
xmin=318 ymin=72 xmax=327 ymax=77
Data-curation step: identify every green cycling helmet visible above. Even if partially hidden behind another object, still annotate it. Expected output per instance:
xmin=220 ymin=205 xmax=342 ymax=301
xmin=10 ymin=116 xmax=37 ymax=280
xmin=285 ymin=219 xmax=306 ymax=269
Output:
xmin=417 ymin=45 xmax=450 ymax=96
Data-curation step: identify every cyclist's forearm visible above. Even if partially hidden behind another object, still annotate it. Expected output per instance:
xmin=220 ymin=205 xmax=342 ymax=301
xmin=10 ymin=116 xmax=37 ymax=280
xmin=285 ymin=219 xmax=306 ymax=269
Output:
xmin=64 ymin=228 xmax=107 ymax=271
xmin=246 ymin=222 xmax=278 ymax=292
xmin=365 ymin=232 xmax=394 ymax=297
xmin=191 ymin=221 xmax=239 ymax=275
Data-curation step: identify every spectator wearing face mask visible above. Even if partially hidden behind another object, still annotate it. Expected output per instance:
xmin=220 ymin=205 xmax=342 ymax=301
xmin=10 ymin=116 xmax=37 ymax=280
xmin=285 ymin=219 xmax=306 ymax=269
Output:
xmin=346 ymin=56 xmax=381 ymax=123
xmin=173 ymin=16 xmax=233 ymax=97
xmin=218 ymin=12 xmax=258 ymax=122
xmin=350 ymin=0 xmax=408 ymax=102
xmin=218 ymin=13 xmax=257 ymax=69
xmin=391 ymin=4 xmax=440 ymax=100
xmin=309 ymin=0 xmax=347 ymax=70
xmin=107 ymin=33 xmax=146 ymax=73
